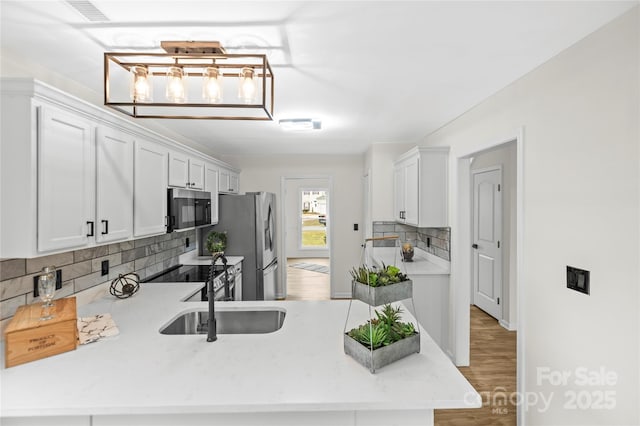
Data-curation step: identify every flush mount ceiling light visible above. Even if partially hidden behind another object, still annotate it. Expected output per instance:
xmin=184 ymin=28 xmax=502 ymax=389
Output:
xmin=104 ymin=41 xmax=274 ymax=120
xmin=279 ymin=118 xmax=322 ymax=131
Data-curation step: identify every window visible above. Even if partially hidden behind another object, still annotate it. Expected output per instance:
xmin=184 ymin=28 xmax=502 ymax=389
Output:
xmin=300 ymin=189 xmax=328 ymax=249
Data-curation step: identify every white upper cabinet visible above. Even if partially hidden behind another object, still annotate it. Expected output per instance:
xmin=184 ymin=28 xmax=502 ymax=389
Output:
xmin=393 ymin=147 xmax=449 ymax=228
xmin=189 ymin=158 xmax=205 ymax=190
xmin=169 ymin=151 xmax=205 ymax=190
xmin=204 ymin=162 xmax=219 ymax=224
xmin=394 ymin=155 xmax=419 ymax=226
xmin=219 ymin=167 xmax=240 ymax=194
xmin=37 ymin=104 xmax=95 ymax=252
xmin=134 ymin=139 xmax=168 ymax=237
xmin=95 ymin=126 xmax=134 ymax=243
xmin=0 ymin=78 xmax=240 ymax=258
xmin=168 ymin=151 xmax=189 ymax=188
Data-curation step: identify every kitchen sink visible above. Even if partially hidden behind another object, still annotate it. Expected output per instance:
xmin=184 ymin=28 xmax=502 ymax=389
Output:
xmin=160 ymin=309 xmax=286 ymax=335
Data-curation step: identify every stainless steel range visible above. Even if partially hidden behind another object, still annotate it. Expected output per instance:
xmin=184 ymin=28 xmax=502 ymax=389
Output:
xmin=143 ymin=264 xmax=236 ymax=301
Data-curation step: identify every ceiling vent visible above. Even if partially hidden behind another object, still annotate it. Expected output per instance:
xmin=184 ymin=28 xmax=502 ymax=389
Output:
xmin=65 ymin=1 xmax=109 ymax=22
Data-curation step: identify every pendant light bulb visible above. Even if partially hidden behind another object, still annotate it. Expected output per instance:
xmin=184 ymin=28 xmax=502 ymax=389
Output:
xmin=166 ymin=66 xmax=187 ymax=103
xmin=238 ymin=67 xmax=257 ymax=103
xmin=130 ymin=65 xmax=152 ymax=102
xmin=203 ymin=67 xmax=223 ymax=103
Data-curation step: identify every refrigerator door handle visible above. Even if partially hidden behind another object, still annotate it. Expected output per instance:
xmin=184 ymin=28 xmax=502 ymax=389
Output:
xmin=264 ymin=260 xmax=278 ymax=274
xmin=266 ymin=205 xmax=274 ymax=251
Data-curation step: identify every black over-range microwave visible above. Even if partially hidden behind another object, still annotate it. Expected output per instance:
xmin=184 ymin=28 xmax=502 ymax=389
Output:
xmin=167 ymin=188 xmax=212 ymax=232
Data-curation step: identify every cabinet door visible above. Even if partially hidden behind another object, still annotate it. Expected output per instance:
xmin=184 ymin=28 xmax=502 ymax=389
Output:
xmin=37 ymin=105 xmax=94 ymax=252
xmin=134 ymin=139 xmax=168 ymax=237
xmin=404 ymin=157 xmax=419 ymax=226
xmin=229 ymin=172 xmax=239 ymax=193
xmin=204 ymin=163 xmax=219 ymax=224
xmin=393 ymin=165 xmax=405 ymax=222
xmin=96 ymin=127 xmax=134 ymax=243
xmin=168 ymin=151 xmax=189 ymax=188
xmin=218 ymin=168 xmax=231 ymax=193
xmin=189 ymin=158 xmax=205 ymax=189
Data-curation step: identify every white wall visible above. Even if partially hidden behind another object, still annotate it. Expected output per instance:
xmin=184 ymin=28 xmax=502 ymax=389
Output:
xmin=364 ymin=143 xmax=414 ymax=221
xmin=423 ymin=8 xmax=639 ymax=425
xmin=227 ymin=154 xmax=364 ymax=299
xmin=470 ymin=143 xmax=517 ymax=329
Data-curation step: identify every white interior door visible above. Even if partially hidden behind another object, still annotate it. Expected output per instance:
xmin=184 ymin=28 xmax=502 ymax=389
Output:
xmin=472 ymin=167 xmax=503 ymax=319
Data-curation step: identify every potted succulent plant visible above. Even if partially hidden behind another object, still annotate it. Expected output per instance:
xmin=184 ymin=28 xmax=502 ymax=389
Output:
xmin=344 ymin=304 xmax=420 ymax=372
xmin=205 ymin=231 xmax=227 ymax=256
xmin=350 ymin=263 xmax=412 ymax=306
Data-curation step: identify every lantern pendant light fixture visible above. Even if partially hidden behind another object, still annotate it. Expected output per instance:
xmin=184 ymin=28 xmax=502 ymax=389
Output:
xmin=104 ymin=41 xmax=274 ymax=120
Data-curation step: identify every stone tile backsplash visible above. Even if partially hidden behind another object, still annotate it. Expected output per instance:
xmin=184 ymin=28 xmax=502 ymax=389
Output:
xmin=0 ymin=230 xmax=195 ymax=320
xmin=372 ymin=221 xmax=450 ymax=261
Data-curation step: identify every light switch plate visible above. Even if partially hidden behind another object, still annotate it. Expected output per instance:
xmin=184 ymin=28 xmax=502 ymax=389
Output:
xmin=567 ymin=266 xmax=590 ymax=295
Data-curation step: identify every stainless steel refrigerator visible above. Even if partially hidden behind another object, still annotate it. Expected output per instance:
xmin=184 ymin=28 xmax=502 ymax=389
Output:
xmin=198 ymin=192 xmax=277 ymax=300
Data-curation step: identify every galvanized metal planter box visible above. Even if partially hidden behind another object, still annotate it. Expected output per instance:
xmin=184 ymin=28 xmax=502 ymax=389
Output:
xmin=344 ymin=332 xmax=420 ymax=373
xmin=352 ymin=279 xmax=413 ymax=306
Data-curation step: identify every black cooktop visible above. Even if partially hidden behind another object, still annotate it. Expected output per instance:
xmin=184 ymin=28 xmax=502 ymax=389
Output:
xmin=143 ymin=264 xmax=220 ymax=283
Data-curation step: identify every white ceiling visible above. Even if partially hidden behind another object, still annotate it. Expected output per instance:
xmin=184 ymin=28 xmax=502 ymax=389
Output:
xmin=1 ymin=1 xmax=637 ymax=156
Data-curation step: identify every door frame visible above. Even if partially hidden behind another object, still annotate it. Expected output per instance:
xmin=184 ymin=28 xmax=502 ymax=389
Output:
xmin=450 ymin=127 xmax=524 ymax=426
xmin=470 ymin=165 xmax=503 ymax=320
xmin=279 ymin=175 xmax=334 ymax=299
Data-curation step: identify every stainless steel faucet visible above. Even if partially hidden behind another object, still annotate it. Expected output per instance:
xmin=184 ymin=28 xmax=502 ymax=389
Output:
xmin=207 ymin=253 xmax=229 ymax=342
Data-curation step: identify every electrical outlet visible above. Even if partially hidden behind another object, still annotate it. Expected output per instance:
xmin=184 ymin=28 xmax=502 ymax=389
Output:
xmin=33 ymin=269 xmax=62 ymax=297
xmin=353 ymin=224 xmax=358 ymax=231
xmin=101 ymin=260 xmax=109 ymax=276
xmin=567 ymin=266 xmax=590 ymax=295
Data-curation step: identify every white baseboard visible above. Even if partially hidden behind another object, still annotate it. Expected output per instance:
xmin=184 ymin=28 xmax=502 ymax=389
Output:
xmin=499 ymin=318 xmax=517 ymax=331
xmin=331 ymin=291 xmax=352 ymax=299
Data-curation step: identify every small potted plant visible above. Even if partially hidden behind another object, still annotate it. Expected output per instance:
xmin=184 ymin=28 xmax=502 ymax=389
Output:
xmin=344 ymin=304 xmax=420 ymax=372
xmin=350 ymin=263 xmax=412 ymax=306
xmin=205 ymin=231 xmax=227 ymax=256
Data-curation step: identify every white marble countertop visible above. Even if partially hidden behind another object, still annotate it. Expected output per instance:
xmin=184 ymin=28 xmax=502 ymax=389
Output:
xmin=366 ymin=247 xmax=450 ymax=276
xmin=0 ymin=283 xmax=478 ymax=417
xmin=179 ymin=250 xmax=244 ymax=267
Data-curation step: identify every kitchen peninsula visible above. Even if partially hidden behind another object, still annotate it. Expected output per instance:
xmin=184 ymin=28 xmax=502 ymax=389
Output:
xmin=1 ymin=282 xmax=479 ymax=426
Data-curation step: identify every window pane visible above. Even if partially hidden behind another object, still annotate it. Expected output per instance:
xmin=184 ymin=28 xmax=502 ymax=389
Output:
xmin=300 ymin=190 xmax=327 ymax=249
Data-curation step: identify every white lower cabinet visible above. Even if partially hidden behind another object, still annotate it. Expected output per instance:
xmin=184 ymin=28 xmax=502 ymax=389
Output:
xmin=37 ymin=104 xmax=95 ymax=252
xmin=134 ymin=139 xmax=168 ymax=237
xmin=95 ymin=127 xmax=134 ymax=243
xmin=403 ymin=274 xmax=450 ymax=353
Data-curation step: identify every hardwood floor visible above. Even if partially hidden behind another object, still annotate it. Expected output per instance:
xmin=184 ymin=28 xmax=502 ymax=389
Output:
xmin=285 ymin=257 xmax=331 ymax=301
xmin=435 ymin=305 xmax=517 ymax=426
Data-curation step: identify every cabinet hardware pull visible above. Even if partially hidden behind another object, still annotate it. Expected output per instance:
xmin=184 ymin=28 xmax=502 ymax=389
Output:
xmin=86 ymin=221 xmax=94 ymax=237
xmin=101 ymin=220 xmax=109 ymax=235
xmin=472 ymin=244 xmax=478 ymax=249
